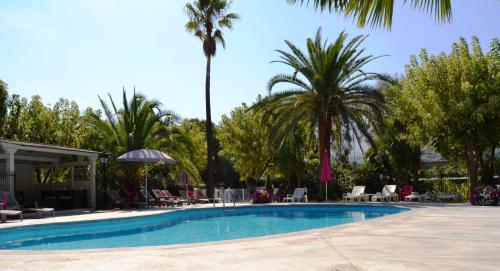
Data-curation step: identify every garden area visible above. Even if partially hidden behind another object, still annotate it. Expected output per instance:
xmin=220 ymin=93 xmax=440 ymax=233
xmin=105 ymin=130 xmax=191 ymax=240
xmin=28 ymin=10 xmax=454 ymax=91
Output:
xmin=0 ymin=0 xmax=498 ymax=208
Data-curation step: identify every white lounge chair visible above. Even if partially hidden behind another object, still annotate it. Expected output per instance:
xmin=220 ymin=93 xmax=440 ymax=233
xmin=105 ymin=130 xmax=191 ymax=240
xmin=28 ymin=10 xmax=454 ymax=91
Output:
xmin=0 ymin=203 xmax=23 ymax=223
xmin=405 ymin=192 xmax=426 ymax=202
xmin=343 ymin=186 xmax=366 ymax=202
xmin=371 ymin=185 xmax=399 ymax=202
xmin=283 ymin=188 xmax=307 ymax=203
xmin=1 ymin=191 xmax=54 ymax=219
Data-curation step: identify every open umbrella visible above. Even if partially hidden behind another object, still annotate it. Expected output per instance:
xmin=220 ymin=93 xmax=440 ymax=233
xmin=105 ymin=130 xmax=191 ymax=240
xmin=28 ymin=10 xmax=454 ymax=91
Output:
xmin=320 ymin=150 xmax=332 ymax=201
xmin=117 ymin=149 xmax=175 ymax=207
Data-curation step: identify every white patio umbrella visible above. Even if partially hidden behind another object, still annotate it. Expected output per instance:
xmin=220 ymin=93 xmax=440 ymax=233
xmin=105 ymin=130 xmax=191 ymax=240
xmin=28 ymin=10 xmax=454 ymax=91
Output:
xmin=117 ymin=149 xmax=176 ymax=207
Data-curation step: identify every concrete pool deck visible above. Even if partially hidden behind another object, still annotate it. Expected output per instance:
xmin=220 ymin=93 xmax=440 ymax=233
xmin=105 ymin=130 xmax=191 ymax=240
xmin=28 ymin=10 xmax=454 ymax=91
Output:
xmin=0 ymin=203 xmax=499 ymax=271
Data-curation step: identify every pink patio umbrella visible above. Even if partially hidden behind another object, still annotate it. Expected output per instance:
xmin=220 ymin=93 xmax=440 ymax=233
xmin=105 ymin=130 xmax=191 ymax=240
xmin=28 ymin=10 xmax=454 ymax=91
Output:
xmin=117 ymin=149 xmax=175 ymax=207
xmin=320 ymin=150 xmax=332 ymax=201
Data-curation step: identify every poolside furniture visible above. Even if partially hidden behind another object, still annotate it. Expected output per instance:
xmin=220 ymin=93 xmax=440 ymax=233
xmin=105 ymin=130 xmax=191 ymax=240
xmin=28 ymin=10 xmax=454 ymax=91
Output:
xmin=343 ymin=186 xmax=365 ymax=202
xmin=436 ymin=193 xmax=459 ymax=202
xmin=152 ymin=189 xmax=180 ymax=207
xmin=150 ymin=189 xmax=171 ymax=206
xmin=212 ymin=188 xmax=224 ymax=204
xmin=107 ymin=190 xmax=126 ymax=209
xmin=405 ymin=192 xmax=426 ymax=202
xmin=123 ymin=188 xmax=141 ymax=208
xmin=399 ymin=184 xmax=413 ymax=201
xmin=160 ymin=190 xmax=184 ymax=206
xmin=193 ymin=189 xmax=210 ymax=204
xmin=1 ymin=203 xmax=23 ymax=223
xmin=139 ymin=190 xmax=157 ymax=207
xmin=1 ymin=191 xmax=54 ymax=218
xmin=283 ymin=188 xmax=307 ymax=203
xmin=179 ymin=190 xmax=196 ymax=205
xmin=371 ymin=185 xmax=399 ymax=202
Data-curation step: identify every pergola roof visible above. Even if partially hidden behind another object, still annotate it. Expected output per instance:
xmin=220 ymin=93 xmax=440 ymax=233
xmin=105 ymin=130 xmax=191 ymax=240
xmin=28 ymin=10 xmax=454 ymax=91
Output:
xmin=0 ymin=139 xmax=100 ymax=159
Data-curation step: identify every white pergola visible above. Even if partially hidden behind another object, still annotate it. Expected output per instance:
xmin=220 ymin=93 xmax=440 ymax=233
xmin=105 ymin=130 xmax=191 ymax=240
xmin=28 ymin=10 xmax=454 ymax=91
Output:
xmin=0 ymin=140 xmax=100 ymax=209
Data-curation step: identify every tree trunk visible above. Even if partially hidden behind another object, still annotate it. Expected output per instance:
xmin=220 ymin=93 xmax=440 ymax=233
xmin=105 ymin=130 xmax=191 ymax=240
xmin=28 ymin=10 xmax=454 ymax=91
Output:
xmin=318 ymin=113 xmax=332 ymax=164
xmin=317 ymin=113 xmax=331 ymax=199
xmin=205 ymin=55 xmax=215 ymax=199
xmin=465 ymin=143 xmax=478 ymax=203
xmin=410 ymin=147 xmax=421 ymax=182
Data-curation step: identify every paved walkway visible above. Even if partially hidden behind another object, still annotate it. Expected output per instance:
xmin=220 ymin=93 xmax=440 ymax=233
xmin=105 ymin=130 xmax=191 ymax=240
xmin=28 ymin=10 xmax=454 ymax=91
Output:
xmin=0 ymin=204 xmax=499 ymax=271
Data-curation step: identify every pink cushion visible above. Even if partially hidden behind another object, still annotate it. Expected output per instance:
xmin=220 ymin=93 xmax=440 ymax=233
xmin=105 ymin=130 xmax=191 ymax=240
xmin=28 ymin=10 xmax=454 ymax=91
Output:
xmin=1 ymin=192 xmax=8 ymax=206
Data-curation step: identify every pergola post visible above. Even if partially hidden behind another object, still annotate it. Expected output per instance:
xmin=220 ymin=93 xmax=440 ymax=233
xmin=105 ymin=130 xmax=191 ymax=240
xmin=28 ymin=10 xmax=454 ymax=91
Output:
xmin=89 ymin=156 xmax=97 ymax=209
xmin=4 ymin=146 xmax=17 ymax=194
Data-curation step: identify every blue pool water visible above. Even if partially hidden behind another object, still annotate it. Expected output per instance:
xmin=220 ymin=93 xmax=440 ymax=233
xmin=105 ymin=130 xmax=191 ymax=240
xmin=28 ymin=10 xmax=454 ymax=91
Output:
xmin=0 ymin=205 xmax=406 ymax=250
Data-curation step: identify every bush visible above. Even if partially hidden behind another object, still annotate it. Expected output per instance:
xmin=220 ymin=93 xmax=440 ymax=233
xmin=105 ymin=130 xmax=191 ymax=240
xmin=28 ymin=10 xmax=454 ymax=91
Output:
xmin=251 ymin=187 xmax=271 ymax=203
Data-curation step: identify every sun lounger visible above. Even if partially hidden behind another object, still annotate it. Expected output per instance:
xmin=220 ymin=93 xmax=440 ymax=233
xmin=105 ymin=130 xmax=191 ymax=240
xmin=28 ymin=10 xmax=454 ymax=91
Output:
xmin=151 ymin=189 xmax=179 ymax=207
xmin=343 ymin=186 xmax=365 ymax=202
xmin=405 ymin=192 xmax=426 ymax=202
xmin=160 ymin=190 xmax=184 ymax=206
xmin=1 ymin=191 xmax=54 ymax=219
xmin=283 ymin=188 xmax=308 ymax=203
xmin=371 ymin=185 xmax=399 ymax=202
xmin=0 ymin=204 xmax=23 ymax=223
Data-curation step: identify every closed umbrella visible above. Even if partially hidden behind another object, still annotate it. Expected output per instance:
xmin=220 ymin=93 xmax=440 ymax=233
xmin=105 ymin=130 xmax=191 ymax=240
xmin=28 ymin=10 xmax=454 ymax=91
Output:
xmin=180 ymin=171 xmax=190 ymax=197
xmin=320 ymin=150 xmax=332 ymax=201
xmin=117 ymin=149 xmax=175 ymax=207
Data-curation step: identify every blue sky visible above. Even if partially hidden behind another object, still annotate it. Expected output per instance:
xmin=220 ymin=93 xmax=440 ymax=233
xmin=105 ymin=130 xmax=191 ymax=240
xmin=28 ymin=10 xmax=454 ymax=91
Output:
xmin=0 ymin=0 xmax=499 ymax=123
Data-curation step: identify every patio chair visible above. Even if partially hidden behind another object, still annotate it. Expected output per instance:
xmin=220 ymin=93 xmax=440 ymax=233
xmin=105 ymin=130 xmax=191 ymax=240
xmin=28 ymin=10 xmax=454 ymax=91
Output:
xmin=283 ymin=188 xmax=308 ymax=203
xmin=211 ymin=188 xmax=224 ymax=204
xmin=399 ymin=184 xmax=413 ymax=202
xmin=371 ymin=185 xmax=399 ymax=202
xmin=179 ymin=190 xmax=196 ymax=205
xmin=107 ymin=190 xmax=126 ymax=209
xmin=160 ymin=190 xmax=184 ymax=206
xmin=1 ymin=191 xmax=54 ymax=219
xmin=343 ymin=186 xmax=366 ymax=202
xmin=122 ymin=188 xmax=141 ymax=208
xmin=139 ymin=190 xmax=157 ymax=207
xmin=193 ymin=188 xmax=210 ymax=204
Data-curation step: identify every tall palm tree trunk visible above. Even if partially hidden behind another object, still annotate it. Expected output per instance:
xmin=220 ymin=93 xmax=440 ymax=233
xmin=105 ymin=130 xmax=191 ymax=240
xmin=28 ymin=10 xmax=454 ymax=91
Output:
xmin=205 ymin=54 xmax=215 ymax=198
xmin=318 ymin=113 xmax=332 ymax=163
xmin=318 ymin=113 xmax=331 ymax=199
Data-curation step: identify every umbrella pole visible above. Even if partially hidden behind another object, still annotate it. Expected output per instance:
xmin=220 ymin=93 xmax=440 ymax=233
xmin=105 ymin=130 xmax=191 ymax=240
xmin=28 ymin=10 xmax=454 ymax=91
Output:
xmin=325 ymin=182 xmax=328 ymax=202
xmin=145 ymin=163 xmax=148 ymax=209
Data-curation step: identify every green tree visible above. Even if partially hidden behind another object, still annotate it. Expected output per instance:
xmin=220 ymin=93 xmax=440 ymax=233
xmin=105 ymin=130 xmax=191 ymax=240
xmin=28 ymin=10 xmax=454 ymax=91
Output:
xmin=178 ymin=118 xmax=208 ymax=183
xmin=219 ymin=103 xmax=275 ymax=181
xmin=0 ymin=80 xmax=8 ymax=136
xmin=88 ymin=90 xmax=197 ymax=188
xmin=185 ymin=0 xmax=239 ymax=197
xmin=288 ymin=0 xmax=452 ymax=29
xmin=394 ymin=37 xmax=500 ymax=193
xmin=252 ymin=28 xmax=388 ymax=179
xmin=219 ymin=101 xmax=312 ymax=188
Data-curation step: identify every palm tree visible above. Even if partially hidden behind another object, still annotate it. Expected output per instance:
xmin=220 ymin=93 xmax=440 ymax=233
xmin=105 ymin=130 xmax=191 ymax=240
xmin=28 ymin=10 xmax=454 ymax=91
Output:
xmin=88 ymin=89 xmax=198 ymax=188
xmin=185 ymin=0 xmax=239 ymax=197
xmin=288 ymin=0 xmax=452 ymax=29
xmin=252 ymin=28 xmax=389 ymax=176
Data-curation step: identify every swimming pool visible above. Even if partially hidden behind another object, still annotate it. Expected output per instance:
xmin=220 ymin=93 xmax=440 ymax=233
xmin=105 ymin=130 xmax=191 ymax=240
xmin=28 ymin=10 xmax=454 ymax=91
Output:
xmin=0 ymin=205 xmax=406 ymax=250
